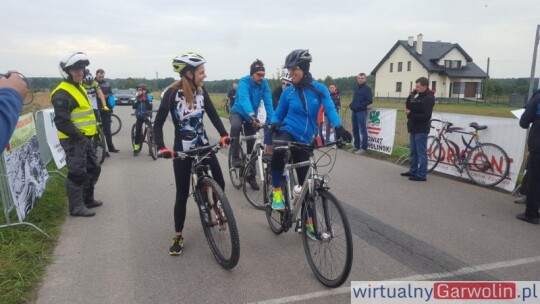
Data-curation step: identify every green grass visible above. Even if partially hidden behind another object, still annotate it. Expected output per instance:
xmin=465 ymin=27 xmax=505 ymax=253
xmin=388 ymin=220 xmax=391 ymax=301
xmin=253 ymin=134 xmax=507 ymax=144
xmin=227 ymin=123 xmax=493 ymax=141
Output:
xmin=0 ymin=164 xmax=67 ymax=304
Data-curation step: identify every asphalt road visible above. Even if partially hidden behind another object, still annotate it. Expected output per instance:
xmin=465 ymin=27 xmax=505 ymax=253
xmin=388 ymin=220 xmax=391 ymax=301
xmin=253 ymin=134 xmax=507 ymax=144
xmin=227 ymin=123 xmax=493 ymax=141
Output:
xmin=36 ymin=105 xmax=540 ymax=304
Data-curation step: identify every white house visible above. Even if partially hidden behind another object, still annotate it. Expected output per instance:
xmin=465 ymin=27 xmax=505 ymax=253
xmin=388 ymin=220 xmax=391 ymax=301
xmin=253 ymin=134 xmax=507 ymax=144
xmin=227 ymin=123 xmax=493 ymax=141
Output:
xmin=371 ymin=34 xmax=488 ymax=99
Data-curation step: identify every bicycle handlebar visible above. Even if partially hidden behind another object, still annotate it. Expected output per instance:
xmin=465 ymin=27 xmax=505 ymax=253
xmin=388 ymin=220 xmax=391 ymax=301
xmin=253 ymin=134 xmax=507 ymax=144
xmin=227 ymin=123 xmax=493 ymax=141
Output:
xmin=131 ymin=110 xmax=158 ymax=116
xmin=273 ymin=139 xmax=344 ymax=151
xmin=157 ymin=142 xmax=226 ymax=160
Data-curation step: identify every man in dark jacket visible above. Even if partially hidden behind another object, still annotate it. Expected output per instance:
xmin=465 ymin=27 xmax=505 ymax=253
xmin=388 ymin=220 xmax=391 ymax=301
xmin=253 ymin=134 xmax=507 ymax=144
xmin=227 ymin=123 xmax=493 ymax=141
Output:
xmin=401 ymin=77 xmax=435 ymax=181
xmin=349 ymin=73 xmax=372 ymax=153
xmin=95 ymin=69 xmax=119 ymax=154
xmin=227 ymin=82 xmax=237 ymax=110
xmin=517 ymin=91 xmax=540 ymax=224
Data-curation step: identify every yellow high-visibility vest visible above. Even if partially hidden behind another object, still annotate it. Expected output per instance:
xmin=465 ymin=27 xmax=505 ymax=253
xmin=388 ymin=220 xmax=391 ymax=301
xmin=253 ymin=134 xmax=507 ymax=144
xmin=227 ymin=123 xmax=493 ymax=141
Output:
xmin=51 ymin=81 xmax=97 ymax=139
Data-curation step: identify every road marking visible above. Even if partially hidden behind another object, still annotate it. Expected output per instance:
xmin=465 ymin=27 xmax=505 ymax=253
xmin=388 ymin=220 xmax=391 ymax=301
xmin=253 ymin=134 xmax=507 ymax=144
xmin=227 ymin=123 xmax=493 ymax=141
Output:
xmin=249 ymin=255 xmax=540 ymax=304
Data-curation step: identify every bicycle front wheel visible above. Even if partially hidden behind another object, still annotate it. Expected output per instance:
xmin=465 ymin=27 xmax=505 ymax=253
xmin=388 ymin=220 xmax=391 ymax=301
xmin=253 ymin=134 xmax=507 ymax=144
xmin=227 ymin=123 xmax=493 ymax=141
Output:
xmin=147 ymin=126 xmax=157 ymax=160
xmin=197 ymin=177 xmax=240 ymax=269
xmin=302 ymin=190 xmax=353 ymax=288
xmin=131 ymin=124 xmax=143 ymax=153
xmin=94 ymin=127 xmax=107 ymax=164
xmin=110 ymin=113 xmax=122 ymax=136
xmin=265 ymin=175 xmax=287 ymax=235
xmin=242 ymin=155 xmax=266 ymax=210
xmin=227 ymin=139 xmax=244 ymax=189
xmin=427 ymin=136 xmax=442 ymax=172
xmin=465 ymin=143 xmax=510 ymax=187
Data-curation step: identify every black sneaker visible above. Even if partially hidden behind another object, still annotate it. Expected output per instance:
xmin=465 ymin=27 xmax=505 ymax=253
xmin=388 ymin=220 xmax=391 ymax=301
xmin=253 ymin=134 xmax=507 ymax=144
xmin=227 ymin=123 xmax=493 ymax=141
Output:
xmin=516 ymin=213 xmax=539 ymax=225
xmin=85 ymin=200 xmax=103 ymax=209
xmin=169 ymin=235 xmax=184 ymax=255
xmin=248 ymin=178 xmax=260 ymax=190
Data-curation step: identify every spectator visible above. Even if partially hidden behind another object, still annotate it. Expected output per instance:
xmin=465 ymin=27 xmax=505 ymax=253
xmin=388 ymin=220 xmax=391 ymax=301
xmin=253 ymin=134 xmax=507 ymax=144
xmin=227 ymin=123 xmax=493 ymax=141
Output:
xmin=52 ymin=51 xmax=102 ymax=217
xmin=82 ymin=69 xmax=109 ymax=118
xmin=348 ymin=73 xmax=372 ymax=154
xmin=326 ymin=84 xmax=341 ymax=143
xmin=229 ymin=59 xmax=274 ymax=190
xmin=132 ymin=84 xmax=153 ymax=156
xmin=227 ymin=82 xmax=237 ymax=109
xmin=516 ymin=90 xmax=540 ymax=224
xmin=95 ymin=68 xmax=119 ymax=154
xmin=267 ymin=74 xmax=292 ymax=153
xmin=0 ymin=72 xmax=28 ymax=152
xmin=401 ymin=77 xmax=435 ymax=182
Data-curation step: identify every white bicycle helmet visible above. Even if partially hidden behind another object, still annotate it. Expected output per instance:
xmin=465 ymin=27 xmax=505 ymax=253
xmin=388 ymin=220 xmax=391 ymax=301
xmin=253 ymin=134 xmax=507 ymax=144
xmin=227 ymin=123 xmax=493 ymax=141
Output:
xmin=59 ymin=51 xmax=90 ymax=79
xmin=83 ymin=69 xmax=94 ymax=84
xmin=281 ymin=73 xmax=292 ymax=84
xmin=172 ymin=52 xmax=206 ymax=75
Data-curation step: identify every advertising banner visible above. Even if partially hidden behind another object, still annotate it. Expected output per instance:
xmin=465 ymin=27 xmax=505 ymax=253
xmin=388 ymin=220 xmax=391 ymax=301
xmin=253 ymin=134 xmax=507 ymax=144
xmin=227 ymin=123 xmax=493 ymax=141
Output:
xmin=367 ymin=108 xmax=397 ymax=155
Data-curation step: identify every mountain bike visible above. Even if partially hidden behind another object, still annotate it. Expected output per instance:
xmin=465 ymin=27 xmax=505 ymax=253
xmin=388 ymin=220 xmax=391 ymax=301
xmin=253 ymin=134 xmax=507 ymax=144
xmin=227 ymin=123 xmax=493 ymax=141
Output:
xmin=110 ymin=113 xmax=122 ymax=136
xmin=427 ymin=119 xmax=510 ymax=187
xmin=157 ymin=142 xmax=240 ymax=269
xmin=265 ymin=139 xmax=353 ymax=288
xmin=241 ymin=129 xmax=271 ymax=210
xmin=227 ymin=124 xmax=265 ymax=191
xmin=131 ymin=110 xmax=158 ymax=160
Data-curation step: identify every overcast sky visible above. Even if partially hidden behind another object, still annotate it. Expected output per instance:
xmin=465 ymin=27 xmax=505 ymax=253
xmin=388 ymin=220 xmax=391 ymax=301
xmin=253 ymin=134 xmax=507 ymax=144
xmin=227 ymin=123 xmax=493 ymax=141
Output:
xmin=1 ymin=0 xmax=539 ymax=80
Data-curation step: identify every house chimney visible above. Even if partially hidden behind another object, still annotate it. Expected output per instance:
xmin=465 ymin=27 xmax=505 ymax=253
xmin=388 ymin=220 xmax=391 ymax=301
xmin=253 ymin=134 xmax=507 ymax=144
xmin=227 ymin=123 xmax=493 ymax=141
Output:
xmin=408 ymin=36 xmax=414 ymax=47
xmin=416 ymin=33 xmax=423 ymax=55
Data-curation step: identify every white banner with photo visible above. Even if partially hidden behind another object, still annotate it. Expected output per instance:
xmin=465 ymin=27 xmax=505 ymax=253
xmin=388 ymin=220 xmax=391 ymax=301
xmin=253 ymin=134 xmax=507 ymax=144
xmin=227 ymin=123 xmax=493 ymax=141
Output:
xmin=367 ymin=108 xmax=397 ymax=155
xmin=4 ymin=113 xmax=50 ymax=221
xmin=40 ymin=108 xmax=66 ymax=169
xmin=428 ymin=112 xmax=526 ymax=192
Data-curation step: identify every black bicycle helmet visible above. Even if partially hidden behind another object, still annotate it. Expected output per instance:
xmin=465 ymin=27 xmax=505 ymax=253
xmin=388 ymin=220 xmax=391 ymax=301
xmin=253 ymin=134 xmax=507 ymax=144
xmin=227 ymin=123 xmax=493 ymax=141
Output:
xmin=136 ymin=83 xmax=148 ymax=91
xmin=284 ymin=49 xmax=312 ymax=69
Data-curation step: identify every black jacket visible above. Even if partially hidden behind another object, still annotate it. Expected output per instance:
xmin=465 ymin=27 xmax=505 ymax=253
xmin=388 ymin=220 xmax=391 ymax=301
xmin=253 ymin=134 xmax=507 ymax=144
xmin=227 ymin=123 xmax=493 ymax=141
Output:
xmin=406 ymin=90 xmax=435 ymax=133
xmin=349 ymin=83 xmax=372 ymax=112
xmin=520 ymin=93 xmax=540 ymax=154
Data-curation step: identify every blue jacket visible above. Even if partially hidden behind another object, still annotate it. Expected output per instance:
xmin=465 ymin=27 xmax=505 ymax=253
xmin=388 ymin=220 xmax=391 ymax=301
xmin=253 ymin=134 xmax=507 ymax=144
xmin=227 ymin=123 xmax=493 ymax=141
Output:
xmin=349 ymin=83 xmax=373 ymax=112
xmin=272 ymin=81 xmax=342 ymax=144
xmin=133 ymin=94 xmax=153 ymax=119
xmin=230 ymin=75 xmax=274 ymax=122
xmin=0 ymin=88 xmax=23 ymax=153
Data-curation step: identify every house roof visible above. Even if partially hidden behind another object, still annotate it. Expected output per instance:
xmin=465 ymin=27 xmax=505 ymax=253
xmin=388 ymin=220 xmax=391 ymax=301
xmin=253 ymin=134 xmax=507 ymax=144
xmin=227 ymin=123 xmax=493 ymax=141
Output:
xmin=371 ymin=40 xmax=488 ymax=79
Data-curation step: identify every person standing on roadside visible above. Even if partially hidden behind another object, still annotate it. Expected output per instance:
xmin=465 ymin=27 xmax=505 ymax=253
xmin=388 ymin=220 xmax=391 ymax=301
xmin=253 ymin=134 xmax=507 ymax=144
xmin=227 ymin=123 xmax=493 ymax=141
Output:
xmin=401 ymin=77 xmax=435 ymax=182
xmin=51 ymin=51 xmax=103 ymax=217
xmin=95 ymin=68 xmax=119 ymax=154
xmin=227 ymin=82 xmax=237 ymax=111
xmin=348 ymin=73 xmax=372 ymax=154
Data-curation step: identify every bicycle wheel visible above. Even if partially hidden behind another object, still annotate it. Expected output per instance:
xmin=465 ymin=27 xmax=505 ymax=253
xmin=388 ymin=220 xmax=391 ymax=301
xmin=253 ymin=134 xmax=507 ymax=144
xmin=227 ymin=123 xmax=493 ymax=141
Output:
xmin=147 ymin=126 xmax=157 ymax=160
xmin=302 ymin=190 xmax=353 ymax=288
xmin=242 ymin=155 xmax=266 ymax=210
xmin=110 ymin=113 xmax=122 ymax=136
xmin=427 ymin=136 xmax=442 ymax=172
xmin=265 ymin=176 xmax=288 ymax=235
xmin=94 ymin=127 xmax=107 ymax=164
xmin=131 ymin=124 xmax=143 ymax=153
xmin=227 ymin=139 xmax=244 ymax=189
xmin=465 ymin=143 xmax=510 ymax=187
xmin=196 ymin=177 xmax=240 ymax=269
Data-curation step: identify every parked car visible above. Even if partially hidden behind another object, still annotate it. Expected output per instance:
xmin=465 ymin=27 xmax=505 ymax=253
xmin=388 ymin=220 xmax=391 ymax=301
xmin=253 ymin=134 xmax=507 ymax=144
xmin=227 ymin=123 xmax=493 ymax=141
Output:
xmin=114 ymin=89 xmax=136 ymax=105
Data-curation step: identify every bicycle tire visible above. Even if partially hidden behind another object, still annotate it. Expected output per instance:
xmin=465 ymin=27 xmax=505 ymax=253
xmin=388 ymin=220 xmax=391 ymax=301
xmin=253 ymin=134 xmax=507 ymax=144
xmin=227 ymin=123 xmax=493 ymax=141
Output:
xmin=110 ymin=113 xmax=122 ymax=136
xmin=131 ymin=124 xmax=143 ymax=153
xmin=465 ymin=143 xmax=510 ymax=187
xmin=302 ymin=190 xmax=353 ymax=288
xmin=227 ymin=139 xmax=244 ymax=189
xmin=427 ymin=136 xmax=442 ymax=172
xmin=265 ymin=176 xmax=288 ymax=235
xmin=196 ymin=177 xmax=240 ymax=269
xmin=95 ymin=127 xmax=107 ymax=164
xmin=242 ymin=155 xmax=266 ymax=210
xmin=147 ymin=126 xmax=157 ymax=160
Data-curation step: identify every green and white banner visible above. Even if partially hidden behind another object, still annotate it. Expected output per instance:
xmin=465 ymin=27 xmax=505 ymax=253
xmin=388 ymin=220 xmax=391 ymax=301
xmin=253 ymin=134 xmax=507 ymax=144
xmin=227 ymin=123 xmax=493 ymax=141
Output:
xmin=367 ymin=108 xmax=397 ymax=155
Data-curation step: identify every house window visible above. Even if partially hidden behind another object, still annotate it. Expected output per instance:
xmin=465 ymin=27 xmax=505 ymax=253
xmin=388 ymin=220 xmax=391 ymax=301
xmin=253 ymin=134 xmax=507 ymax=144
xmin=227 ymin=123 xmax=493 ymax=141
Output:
xmin=407 ymin=61 xmax=411 ymax=71
xmin=432 ymin=81 xmax=437 ymax=91
xmin=398 ymin=62 xmax=403 ymax=72
xmin=410 ymin=81 xmax=413 ymax=91
xmin=390 ymin=63 xmax=393 ymax=72
xmin=444 ymin=60 xmax=451 ymax=68
xmin=396 ymin=82 xmax=402 ymax=92
xmin=452 ymin=82 xmax=462 ymax=94
xmin=451 ymin=60 xmax=462 ymax=69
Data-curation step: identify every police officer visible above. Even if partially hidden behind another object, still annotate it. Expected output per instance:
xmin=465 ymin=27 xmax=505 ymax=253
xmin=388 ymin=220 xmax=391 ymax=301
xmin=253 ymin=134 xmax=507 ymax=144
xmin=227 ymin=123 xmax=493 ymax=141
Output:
xmin=52 ymin=51 xmax=103 ymax=217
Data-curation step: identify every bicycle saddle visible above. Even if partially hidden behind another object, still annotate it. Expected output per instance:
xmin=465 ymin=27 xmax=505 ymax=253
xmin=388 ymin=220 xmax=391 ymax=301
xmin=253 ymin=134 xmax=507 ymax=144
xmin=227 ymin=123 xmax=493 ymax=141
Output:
xmin=469 ymin=122 xmax=487 ymax=130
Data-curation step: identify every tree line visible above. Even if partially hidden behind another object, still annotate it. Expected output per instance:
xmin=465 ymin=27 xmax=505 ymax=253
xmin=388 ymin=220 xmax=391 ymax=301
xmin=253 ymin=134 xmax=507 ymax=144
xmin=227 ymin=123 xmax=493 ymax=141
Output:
xmin=28 ymin=76 xmax=535 ymax=97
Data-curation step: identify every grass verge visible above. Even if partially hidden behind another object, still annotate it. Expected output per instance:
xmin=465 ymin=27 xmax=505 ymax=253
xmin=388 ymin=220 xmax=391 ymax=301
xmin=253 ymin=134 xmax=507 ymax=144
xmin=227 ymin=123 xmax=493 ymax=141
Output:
xmin=0 ymin=163 xmax=67 ymax=304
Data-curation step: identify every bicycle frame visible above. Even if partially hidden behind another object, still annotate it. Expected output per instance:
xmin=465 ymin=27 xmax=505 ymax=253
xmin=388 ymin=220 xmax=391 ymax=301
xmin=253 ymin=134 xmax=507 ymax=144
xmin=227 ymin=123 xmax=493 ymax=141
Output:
xmin=241 ymin=132 xmax=265 ymax=181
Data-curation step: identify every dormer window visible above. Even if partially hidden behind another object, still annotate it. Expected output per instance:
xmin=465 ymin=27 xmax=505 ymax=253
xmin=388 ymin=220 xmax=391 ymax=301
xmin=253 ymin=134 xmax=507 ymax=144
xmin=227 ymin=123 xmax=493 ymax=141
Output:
xmin=444 ymin=60 xmax=462 ymax=69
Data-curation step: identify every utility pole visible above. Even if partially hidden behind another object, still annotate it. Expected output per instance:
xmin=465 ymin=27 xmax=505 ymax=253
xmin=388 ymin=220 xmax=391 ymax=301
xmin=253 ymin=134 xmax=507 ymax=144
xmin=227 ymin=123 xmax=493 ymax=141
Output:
xmin=484 ymin=57 xmax=490 ymax=100
xmin=528 ymin=24 xmax=540 ymax=100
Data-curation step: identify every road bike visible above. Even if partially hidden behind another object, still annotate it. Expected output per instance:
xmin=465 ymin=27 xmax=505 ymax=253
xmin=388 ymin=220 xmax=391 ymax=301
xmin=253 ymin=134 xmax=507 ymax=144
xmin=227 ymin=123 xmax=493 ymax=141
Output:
xmin=265 ymin=139 xmax=353 ymax=287
xmin=110 ymin=113 xmax=122 ymax=136
xmin=427 ymin=119 xmax=510 ymax=187
xmin=158 ymin=142 xmax=240 ymax=269
xmin=131 ymin=110 xmax=158 ymax=160
xmin=241 ymin=129 xmax=272 ymax=210
xmin=227 ymin=124 xmax=266 ymax=191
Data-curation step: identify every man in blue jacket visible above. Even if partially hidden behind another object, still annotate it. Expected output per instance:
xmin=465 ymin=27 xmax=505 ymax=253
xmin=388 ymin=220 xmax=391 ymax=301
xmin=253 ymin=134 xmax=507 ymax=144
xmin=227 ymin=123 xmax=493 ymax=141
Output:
xmin=229 ymin=59 xmax=274 ymax=190
xmin=349 ymin=73 xmax=372 ymax=154
xmin=0 ymin=72 xmax=28 ymax=153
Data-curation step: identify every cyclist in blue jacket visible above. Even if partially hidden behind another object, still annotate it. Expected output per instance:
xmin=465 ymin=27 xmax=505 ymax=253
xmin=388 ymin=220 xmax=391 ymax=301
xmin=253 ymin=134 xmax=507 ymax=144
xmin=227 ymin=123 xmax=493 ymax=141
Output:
xmin=269 ymin=49 xmax=352 ymax=215
xmin=229 ymin=59 xmax=274 ymax=190
xmin=132 ymin=83 xmax=153 ymax=155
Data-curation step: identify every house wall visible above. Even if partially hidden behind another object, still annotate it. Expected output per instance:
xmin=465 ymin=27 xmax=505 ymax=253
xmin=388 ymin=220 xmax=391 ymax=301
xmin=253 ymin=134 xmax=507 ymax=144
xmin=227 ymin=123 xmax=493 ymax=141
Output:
xmin=373 ymin=45 xmax=429 ymax=98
